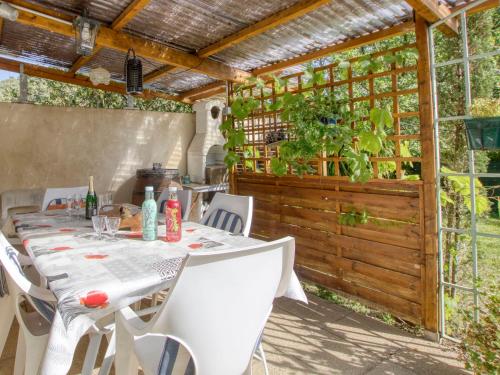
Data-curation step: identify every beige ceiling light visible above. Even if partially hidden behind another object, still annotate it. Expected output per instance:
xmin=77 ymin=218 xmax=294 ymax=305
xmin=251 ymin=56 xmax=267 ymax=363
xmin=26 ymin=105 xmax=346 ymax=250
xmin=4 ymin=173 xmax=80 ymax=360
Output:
xmin=89 ymin=67 xmax=111 ymax=86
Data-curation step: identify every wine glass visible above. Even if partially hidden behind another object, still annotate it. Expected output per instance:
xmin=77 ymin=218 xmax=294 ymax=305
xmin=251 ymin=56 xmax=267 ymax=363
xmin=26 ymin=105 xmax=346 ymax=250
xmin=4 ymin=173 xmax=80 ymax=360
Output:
xmin=66 ymin=195 xmax=75 ymax=218
xmin=105 ymin=216 xmax=120 ymax=240
xmin=73 ymin=194 xmax=82 ymax=220
xmin=92 ymin=215 xmax=107 ymax=240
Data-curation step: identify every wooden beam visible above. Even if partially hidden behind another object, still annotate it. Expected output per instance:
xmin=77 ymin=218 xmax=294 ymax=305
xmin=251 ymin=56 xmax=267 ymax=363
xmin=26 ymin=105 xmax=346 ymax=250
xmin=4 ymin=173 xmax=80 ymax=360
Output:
xmin=415 ymin=14 xmax=438 ymax=333
xmin=179 ymin=81 xmax=226 ymax=100
xmin=9 ymin=3 xmax=251 ymax=82
xmin=197 ymin=0 xmax=330 ymax=58
xmin=111 ymin=0 xmax=150 ymax=30
xmin=143 ymin=65 xmax=178 ymax=83
xmin=189 ymin=86 xmax=225 ymax=102
xmin=253 ymin=21 xmax=415 ymax=76
xmin=0 ymin=57 xmax=189 ymax=103
xmin=0 ymin=18 xmax=4 ymax=44
xmin=405 ymin=0 xmax=458 ymax=35
xmin=452 ymin=0 xmax=499 ymax=15
xmin=69 ymin=0 xmax=151 ymax=75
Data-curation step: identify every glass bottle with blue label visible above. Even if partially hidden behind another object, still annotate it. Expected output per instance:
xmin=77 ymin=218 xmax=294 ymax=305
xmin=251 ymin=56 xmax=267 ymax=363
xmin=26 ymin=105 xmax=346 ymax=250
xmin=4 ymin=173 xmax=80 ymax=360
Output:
xmin=142 ymin=186 xmax=157 ymax=241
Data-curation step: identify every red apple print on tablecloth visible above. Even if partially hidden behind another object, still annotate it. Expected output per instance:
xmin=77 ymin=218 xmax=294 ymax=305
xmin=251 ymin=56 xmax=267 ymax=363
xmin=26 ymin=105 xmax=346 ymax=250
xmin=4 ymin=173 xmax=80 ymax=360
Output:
xmin=37 ymin=224 xmax=52 ymax=228
xmin=22 ymin=239 xmax=29 ymax=248
xmin=50 ymin=246 xmax=73 ymax=251
xmin=126 ymin=232 xmax=142 ymax=239
xmin=80 ymin=291 xmax=109 ymax=309
xmin=59 ymin=228 xmax=76 ymax=232
xmin=84 ymin=254 xmax=108 ymax=260
xmin=186 ymin=228 xmax=196 ymax=233
xmin=188 ymin=243 xmax=203 ymax=249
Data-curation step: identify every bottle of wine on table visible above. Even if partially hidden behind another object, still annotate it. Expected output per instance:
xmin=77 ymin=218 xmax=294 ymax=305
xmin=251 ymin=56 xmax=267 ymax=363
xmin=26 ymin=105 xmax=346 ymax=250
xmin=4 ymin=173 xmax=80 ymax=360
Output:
xmin=85 ymin=176 xmax=98 ymax=219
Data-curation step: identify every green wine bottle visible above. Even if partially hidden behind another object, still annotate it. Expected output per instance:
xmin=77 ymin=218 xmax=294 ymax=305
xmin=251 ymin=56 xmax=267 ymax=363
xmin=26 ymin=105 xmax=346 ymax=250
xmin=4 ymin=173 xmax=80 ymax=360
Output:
xmin=85 ymin=176 xmax=98 ymax=219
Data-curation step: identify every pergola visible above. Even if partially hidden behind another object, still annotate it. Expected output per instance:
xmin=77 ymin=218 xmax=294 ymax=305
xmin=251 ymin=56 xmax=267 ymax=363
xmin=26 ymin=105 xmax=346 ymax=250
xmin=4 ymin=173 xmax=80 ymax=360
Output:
xmin=0 ymin=0 xmax=496 ymax=335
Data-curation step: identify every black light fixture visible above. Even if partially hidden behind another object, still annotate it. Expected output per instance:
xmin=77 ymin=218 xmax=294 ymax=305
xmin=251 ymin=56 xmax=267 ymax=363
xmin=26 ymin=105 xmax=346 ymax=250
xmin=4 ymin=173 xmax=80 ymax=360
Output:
xmin=124 ymin=48 xmax=143 ymax=94
xmin=73 ymin=10 xmax=99 ymax=56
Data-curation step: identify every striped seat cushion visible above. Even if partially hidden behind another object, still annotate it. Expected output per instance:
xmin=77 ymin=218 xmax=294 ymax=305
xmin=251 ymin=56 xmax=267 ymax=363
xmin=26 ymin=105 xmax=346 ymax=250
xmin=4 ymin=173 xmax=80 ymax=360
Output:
xmin=4 ymin=246 xmax=55 ymax=322
xmin=202 ymin=209 xmax=244 ymax=234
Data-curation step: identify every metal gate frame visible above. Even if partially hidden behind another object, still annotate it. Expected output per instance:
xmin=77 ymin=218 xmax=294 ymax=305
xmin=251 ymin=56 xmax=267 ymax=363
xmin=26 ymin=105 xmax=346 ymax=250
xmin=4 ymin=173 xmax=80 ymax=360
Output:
xmin=428 ymin=0 xmax=500 ymax=340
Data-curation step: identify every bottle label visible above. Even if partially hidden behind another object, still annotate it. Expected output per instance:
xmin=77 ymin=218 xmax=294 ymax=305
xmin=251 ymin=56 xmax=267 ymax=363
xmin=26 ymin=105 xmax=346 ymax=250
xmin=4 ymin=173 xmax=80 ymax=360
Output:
xmin=142 ymin=201 xmax=157 ymax=241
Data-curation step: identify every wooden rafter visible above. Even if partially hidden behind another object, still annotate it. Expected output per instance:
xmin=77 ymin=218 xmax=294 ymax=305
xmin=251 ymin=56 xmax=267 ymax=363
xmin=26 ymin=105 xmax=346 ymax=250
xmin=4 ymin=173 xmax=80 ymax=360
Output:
xmin=8 ymin=2 xmax=251 ymax=82
xmin=188 ymin=87 xmax=225 ymax=102
xmin=405 ymin=0 xmax=458 ymax=35
xmin=147 ymin=0 xmax=330 ymax=85
xmin=0 ymin=18 xmax=4 ymax=44
xmin=143 ymin=65 xmax=178 ymax=83
xmin=0 ymin=56 xmax=190 ymax=103
xmin=179 ymin=81 xmax=226 ymax=100
xmin=69 ymin=0 xmax=151 ymax=74
xmin=453 ymin=0 xmax=499 ymax=15
xmin=197 ymin=0 xmax=331 ymax=58
xmin=253 ymin=21 xmax=415 ymax=76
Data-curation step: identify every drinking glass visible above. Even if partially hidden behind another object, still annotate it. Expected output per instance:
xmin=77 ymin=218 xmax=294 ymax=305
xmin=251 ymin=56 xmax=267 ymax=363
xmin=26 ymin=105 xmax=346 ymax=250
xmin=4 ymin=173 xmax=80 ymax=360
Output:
xmin=105 ymin=216 xmax=121 ymax=240
xmin=92 ymin=215 xmax=107 ymax=240
xmin=73 ymin=194 xmax=83 ymax=219
xmin=66 ymin=195 xmax=75 ymax=218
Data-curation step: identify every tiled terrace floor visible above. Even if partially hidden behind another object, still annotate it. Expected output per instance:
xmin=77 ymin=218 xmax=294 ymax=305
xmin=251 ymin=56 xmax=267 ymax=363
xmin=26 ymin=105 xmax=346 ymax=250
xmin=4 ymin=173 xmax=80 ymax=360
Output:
xmin=0 ymin=293 xmax=469 ymax=375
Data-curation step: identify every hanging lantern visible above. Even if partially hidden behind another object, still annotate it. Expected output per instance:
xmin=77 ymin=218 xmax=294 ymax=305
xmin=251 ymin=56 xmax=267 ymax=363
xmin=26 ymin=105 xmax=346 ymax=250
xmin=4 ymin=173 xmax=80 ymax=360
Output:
xmin=124 ymin=48 xmax=143 ymax=95
xmin=73 ymin=13 xmax=99 ymax=56
xmin=0 ymin=2 xmax=18 ymax=21
xmin=89 ymin=67 xmax=111 ymax=86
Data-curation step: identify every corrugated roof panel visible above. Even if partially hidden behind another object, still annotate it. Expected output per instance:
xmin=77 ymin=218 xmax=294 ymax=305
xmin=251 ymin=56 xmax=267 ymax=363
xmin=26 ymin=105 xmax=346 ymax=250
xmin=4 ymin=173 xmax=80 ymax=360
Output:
xmin=213 ymin=0 xmax=412 ymax=71
xmin=0 ymin=21 xmax=78 ymax=68
xmin=150 ymin=70 xmax=216 ymax=93
xmin=24 ymin=0 xmax=128 ymax=24
xmin=124 ymin=0 xmax=301 ymax=51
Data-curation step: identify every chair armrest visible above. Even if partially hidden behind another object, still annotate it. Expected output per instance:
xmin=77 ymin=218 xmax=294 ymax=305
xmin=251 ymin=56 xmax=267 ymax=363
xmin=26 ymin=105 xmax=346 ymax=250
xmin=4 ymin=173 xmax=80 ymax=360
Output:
xmin=17 ymin=253 xmax=33 ymax=266
xmin=28 ymin=284 xmax=57 ymax=302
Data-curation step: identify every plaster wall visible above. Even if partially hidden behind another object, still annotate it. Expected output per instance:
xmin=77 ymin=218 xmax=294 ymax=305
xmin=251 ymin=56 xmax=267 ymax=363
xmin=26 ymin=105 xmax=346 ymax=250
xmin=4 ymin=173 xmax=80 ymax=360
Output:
xmin=0 ymin=103 xmax=195 ymax=203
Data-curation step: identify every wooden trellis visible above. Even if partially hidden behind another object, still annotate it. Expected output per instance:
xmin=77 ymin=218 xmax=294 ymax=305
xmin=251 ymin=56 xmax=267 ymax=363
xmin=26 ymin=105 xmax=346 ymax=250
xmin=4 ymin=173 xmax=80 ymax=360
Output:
xmin=229 ymin=19 xmax=438 ymax=332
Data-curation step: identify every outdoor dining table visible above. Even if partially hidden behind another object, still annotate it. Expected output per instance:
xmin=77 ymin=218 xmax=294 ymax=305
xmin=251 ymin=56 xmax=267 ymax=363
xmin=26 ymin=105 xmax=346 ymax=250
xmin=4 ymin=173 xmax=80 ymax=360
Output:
xmin=7 ymin=209 xmax=307 ymax=375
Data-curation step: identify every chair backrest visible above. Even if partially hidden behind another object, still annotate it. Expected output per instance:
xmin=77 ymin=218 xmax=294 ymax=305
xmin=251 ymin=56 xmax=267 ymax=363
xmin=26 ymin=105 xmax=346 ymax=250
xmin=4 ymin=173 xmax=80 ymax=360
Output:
xmin=200 ymin=193 xmax=253 ymax=236
xmin=0 ymin=232 xmax=56 ymax=321
xmin=1 ymin=188 xmax=44 ymax=222
xmin=150 ymin=237 xmax=294 ymax=375
xmin=41 ymin=186 xmax=88 ymax=211
xmin=157 ymin=189 xmax=193 ymax=221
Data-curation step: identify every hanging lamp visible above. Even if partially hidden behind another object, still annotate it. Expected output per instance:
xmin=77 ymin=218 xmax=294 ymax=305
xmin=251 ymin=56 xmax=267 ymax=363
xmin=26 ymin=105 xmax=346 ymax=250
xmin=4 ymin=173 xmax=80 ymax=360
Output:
xmin=124 ymin=48 xmax=143 ymax=94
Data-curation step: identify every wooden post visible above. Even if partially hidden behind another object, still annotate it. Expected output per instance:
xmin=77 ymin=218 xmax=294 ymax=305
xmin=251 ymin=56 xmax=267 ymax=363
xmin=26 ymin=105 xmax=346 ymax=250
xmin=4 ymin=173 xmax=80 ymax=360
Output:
xmin=415 ymin=14 xmax=438 ymax=335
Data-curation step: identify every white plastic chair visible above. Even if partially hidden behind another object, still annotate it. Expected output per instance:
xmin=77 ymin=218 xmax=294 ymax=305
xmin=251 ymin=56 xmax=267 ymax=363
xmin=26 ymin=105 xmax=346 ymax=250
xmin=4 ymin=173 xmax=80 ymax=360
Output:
xmin=0 ymin=232 xmax=111 ymax=375
xmin=157 ymin=189 xmax=193 ymax=221
xmin=115 ymin=236 xmax=295 ymax=375
xmin=41 ymin=186 xmax=88 ymax=211
xmin=201 ymin=193 xmax=253 ymax=237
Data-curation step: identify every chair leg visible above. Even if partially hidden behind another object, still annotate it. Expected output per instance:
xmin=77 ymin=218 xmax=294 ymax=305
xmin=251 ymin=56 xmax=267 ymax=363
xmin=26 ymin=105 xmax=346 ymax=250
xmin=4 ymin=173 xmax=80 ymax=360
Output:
xmin=82 ymin=332 xmax=103 ymax=375
xmin=98 ymin=331 xmax=116 ymax=375
xmin=13 ymin=329 xmax=26 ymax=375
xmin=23 ymin=334 xmax=49 ymax=375
xmin=258 ymin=342 xmax=269 ymax=375
xmin=0 ymin=294 xmax=14 ymax=357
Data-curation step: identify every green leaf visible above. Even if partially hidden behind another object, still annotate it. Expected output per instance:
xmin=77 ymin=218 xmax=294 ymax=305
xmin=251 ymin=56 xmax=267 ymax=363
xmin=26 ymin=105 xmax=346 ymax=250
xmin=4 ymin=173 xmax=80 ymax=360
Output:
xmin=270 ymin=158 xmax=288 ymax=176
xmin=224 ymin=151 xmax=240 ymax=169
xmin=219 ymin=118 xmax=233 ymax=132
xmin=359 ymin=130 xmax=383 ymax=154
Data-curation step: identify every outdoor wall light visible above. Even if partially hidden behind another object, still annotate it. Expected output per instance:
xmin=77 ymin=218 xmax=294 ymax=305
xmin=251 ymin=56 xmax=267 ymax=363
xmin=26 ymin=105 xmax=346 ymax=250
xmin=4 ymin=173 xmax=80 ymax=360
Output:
xmin=74 ymin=12 xmax=99 ymax=56
xmin=89 ymin=67 xmax=111 ymax=86
xmin=124 ymin=48 xmax=143 ymax=94
xmin=0 ymin=1 xmax=18 ymax=21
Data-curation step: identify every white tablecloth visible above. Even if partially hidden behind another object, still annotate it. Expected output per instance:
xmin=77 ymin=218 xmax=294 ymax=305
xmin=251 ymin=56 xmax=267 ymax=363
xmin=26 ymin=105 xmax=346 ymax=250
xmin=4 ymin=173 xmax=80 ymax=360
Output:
xmin=8 ymin=210 xmax=307 ymax=375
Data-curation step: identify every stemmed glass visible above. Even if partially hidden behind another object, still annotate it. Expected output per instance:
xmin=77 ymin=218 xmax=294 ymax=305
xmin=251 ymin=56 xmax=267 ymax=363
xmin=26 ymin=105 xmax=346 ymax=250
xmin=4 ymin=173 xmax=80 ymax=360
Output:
xmin=105 ymin=217 xmax=121 ymax=240
xmin=73 ymin=194 xmax=83 ymax=220
xmin=91 ymin=215 xmax=107 ymax=240
xmin=66 ymin=195 xmax=75 ymax=218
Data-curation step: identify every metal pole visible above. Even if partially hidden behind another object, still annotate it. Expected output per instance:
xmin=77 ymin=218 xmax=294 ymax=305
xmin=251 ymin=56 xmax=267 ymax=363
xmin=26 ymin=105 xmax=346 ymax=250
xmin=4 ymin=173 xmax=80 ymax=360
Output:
xmin=460 ymin=11 xmax=479 ymax=322
xmin=428 ymin=25 xmax=446 ymax=338
xmin=19 ymin=63 xmax=28 ymax=103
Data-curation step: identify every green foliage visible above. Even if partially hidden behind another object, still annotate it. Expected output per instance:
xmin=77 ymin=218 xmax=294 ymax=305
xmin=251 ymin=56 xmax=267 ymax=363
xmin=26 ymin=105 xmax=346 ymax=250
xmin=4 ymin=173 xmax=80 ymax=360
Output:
xmin=460 ymin=285 xmax=500 ymax=374
xmin=0 ymin=76 xmax=192 ymax=113
xmin=338 ymin=209 xmax=368 ymax=226
xmin=471 ymin=98 xmax=500 ymax=117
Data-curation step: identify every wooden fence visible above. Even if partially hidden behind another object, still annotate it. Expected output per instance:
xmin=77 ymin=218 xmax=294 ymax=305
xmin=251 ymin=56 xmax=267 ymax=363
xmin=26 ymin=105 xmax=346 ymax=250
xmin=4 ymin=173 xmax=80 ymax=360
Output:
xmin=229 ymin=17 xmax=437 ymax=331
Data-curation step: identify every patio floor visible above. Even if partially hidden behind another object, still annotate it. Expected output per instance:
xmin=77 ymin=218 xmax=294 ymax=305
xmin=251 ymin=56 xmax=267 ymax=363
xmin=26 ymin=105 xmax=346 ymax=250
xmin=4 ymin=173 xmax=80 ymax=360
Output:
xmin=0 ymin=293 xmax=469 ymax=375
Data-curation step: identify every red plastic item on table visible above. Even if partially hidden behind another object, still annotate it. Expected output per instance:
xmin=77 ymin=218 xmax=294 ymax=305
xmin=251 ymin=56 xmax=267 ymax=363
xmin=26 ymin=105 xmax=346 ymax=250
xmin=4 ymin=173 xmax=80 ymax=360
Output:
xmin=165 ymin=198 xmax=182 ymax=242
